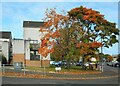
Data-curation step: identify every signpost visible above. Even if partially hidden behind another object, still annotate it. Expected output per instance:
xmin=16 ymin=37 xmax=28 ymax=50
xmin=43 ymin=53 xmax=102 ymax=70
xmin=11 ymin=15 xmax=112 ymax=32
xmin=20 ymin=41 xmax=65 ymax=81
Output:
xmin=13 ymin=62 xmax=22 ymax=71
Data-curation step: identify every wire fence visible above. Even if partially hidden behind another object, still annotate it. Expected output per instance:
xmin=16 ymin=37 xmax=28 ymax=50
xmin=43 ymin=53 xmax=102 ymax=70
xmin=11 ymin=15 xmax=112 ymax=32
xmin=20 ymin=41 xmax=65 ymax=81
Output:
xmin=1 ymin=64 xmax=76 ymax=78
xmin=1 ymin=63 xmax=47 ymax=77
xmin=0 ymin=62 xmax=104 ymax=78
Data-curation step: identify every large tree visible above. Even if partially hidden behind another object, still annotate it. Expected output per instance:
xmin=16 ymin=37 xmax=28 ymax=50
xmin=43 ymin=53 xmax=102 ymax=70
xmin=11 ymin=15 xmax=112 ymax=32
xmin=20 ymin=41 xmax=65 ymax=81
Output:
xmin=68 ymin=6 xmax=119 ymax=67
xmin=39 ymin=6 xmax=119 ymax=69
xmin=38 ymin=9 xmax=62 ymax=58
xmin=68 ymin=6 xmax=119 ymax=48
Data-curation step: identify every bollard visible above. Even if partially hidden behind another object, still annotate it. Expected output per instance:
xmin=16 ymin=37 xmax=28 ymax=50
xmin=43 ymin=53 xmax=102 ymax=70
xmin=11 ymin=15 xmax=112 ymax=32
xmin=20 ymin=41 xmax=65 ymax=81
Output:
xmin=99 ymin=66 xmax=101 ymax=71
xmin=101 ymin=67 xmax=103 ymax=72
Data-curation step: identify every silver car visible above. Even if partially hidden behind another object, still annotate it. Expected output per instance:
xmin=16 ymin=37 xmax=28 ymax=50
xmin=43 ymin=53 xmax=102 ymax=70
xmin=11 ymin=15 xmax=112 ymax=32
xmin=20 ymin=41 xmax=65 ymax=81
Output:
xmin=111 ymin=61 xmax=118 ymax=67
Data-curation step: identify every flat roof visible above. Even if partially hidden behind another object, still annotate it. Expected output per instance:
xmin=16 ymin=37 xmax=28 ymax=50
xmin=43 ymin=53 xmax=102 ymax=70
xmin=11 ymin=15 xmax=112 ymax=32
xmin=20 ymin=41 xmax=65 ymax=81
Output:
xmin=13 ymin=38 xmax=23 ymax=40
xmin=23 ymin=21 xmax=44 ymax=28
xmin=0 ymin=31 xmax=12 ymax=39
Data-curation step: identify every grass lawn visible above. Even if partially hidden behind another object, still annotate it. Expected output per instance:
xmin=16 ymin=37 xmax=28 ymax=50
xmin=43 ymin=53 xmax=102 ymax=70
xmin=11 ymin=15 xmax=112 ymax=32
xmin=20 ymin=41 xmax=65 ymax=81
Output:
xmin=25 ymin=65 xmax=100 ymax=73
xmin=26 ymin=65 xmax=81 ymax=71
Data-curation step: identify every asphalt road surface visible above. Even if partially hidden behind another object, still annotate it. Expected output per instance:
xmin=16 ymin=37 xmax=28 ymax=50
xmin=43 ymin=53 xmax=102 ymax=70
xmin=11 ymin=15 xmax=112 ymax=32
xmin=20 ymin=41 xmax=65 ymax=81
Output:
xmin=1 ymin=64 xmax=120 ymax=85
xmin=1 ymin=76 xmax=119 ymax=84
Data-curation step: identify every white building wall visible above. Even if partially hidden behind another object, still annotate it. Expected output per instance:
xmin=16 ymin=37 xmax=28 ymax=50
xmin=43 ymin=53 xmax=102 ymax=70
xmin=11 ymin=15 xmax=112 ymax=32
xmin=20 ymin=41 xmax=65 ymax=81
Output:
xmin=24 ymin=27 xmax=50 ymax=60
xmin=0 ymin=42 xmax=2 ymax=53
xmin=0 ymin=39 xmax=9 ymax=42
xmin=1 ymin=41 xmax=9 ymax=62
xmin=24 ymin=28 xmax=40 ymax=41
xmin=24 ymin=27 xmax=48 ymax=42
xmin=12 ymin=39 xmax=24 ymax=54
xmin=25 ymin=41 xmax=30 ymax=60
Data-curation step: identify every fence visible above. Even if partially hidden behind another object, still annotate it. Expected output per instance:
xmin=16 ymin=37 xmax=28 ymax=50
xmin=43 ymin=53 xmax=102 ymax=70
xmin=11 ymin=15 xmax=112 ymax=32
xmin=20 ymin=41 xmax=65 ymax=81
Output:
xmin=1 ymin=63 xmax=104 ymax=79
xmin=1 ymin=63 xmax=47 ymax=77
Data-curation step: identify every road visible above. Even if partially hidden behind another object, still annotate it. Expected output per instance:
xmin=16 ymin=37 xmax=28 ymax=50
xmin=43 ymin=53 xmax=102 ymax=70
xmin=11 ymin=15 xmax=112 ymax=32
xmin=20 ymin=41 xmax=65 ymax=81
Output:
xmin=1 ymin=76 xmax=119 ymax=84
xmin=1 ymin=64 xmax=120 ymax=85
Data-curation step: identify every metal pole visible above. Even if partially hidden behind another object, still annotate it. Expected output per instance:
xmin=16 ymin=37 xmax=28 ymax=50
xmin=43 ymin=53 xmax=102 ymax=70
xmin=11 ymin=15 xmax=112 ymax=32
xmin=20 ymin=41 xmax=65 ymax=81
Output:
xmin=24 ymin=40 xmax=26 ymax=76
xmin=101 ymin=37 xmax=103 ymax=54
xmin=2 ymin=64 xmax=5 ymax=74
xmin=101 ymin=63 xmax=103 ymax=72
xmin=101 ymin=37 xmax=103 ymax=72
xmin=23 ymin=64 xmax=25 ymax=75
xmin=44 ymin=66 xmax=46 ymax=76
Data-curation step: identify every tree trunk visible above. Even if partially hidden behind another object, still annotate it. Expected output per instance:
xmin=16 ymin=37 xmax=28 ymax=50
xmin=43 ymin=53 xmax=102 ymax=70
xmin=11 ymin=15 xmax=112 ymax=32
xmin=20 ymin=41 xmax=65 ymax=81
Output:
xmin=82 ymin=55 xmax=85 ymax=70
xmin=67 ymin=58 xmax=71 ymax=71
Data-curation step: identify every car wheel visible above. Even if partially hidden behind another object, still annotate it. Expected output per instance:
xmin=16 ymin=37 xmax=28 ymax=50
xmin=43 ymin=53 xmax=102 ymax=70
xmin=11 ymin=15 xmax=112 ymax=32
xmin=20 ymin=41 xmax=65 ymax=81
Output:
xmin=112 ymin=64 xmax=114 ymax=67
xmin=115 ymin=64 xmax=119 ymax=67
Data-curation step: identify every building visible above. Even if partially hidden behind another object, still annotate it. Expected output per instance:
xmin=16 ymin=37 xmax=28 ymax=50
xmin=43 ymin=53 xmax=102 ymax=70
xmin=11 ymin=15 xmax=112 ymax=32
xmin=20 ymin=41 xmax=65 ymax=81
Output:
xmin=12 ymin=39 xmax=25 ymax=65
xmin=12 ymin=21 xmax=50 ymax=67
xmin=118 ymin=27 xmax=120 ymax=55
xmin=0 ymin=31 xmax=12 ymax=64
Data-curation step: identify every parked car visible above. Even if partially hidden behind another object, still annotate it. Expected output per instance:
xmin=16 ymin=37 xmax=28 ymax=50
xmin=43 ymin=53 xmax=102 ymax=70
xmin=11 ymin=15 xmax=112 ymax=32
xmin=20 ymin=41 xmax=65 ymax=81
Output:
xmin=83 ymin=62 xmax=90 ymax=70
xmin=107 ymin=61 xmax=113 ymax=66
xmin=113 ymin=62 xmax=120 ymax=67
xmin=61 ymin=61 xmax=67 ymax=66
xmin=84 ymin=62 xmax=90 ymax=67
xmin=107 ymin=61 xmax=120 ymax=67
xmin=50 ymin=61 xmax=55 ymax=65
xmin=111 ymin=61 xmax=118 ymax=67
xmin=54 ymin=61 xmax=62 ymax=67
xmin=76 ymin=61 xmax=82 ymax=66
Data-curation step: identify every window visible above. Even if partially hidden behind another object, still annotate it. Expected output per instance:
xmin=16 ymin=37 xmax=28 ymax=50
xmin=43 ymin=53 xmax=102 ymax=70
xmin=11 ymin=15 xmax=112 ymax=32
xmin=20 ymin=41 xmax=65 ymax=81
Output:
xmin=30 ymin=42 xmax=40 ymax=61
xmin=30 ymin=40 xmax=38 ymax=44
xmin=30 ymin=43 xmax=39 ymax=51
xmin=30 ymin=51 xmax=40 ymax=60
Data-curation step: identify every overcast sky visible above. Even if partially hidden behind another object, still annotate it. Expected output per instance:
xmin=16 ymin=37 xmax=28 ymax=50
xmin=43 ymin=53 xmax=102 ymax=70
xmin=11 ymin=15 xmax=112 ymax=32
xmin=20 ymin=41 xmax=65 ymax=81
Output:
xmin=1 ymin=1 xmax=119 ymax=55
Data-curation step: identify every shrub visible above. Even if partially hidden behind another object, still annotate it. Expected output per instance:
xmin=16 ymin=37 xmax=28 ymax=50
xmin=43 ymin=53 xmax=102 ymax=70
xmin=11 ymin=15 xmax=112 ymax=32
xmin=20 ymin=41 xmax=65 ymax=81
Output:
xmin=0 ymin=54 xmax=7 ymax=64
xmin=117 ymin=54 xmax=120 ymax=62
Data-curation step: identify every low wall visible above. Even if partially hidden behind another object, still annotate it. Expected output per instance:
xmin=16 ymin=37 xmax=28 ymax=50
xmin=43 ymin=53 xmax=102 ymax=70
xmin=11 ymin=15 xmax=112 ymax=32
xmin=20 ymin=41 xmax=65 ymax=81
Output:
xmin=26 ymin=60 xmax=41 ymax=67
xmin=13 ymin=54 xmax=25 ymax=64
xmin=13 ymin=54 xmax=50 ymax=67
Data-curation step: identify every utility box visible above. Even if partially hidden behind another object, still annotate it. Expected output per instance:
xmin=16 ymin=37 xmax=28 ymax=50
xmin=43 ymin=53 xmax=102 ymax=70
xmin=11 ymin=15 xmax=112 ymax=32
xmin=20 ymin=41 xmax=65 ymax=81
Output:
xmin=13 ymin=62 xmax=23 ymax=71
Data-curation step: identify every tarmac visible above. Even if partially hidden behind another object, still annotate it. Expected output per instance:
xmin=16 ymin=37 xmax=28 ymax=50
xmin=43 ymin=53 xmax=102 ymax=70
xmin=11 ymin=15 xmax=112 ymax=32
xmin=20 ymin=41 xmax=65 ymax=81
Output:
xmin=1 ymin=65 xmax=119 ymax=80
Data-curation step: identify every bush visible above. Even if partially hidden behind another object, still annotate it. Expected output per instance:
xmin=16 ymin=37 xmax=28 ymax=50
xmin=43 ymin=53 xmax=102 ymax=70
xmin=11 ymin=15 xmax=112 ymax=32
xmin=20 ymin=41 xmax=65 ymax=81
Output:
xmin=0 ymin=54 xmax=7 ymax=64
xmin=117 ymin=54 xmax=120 ymax=62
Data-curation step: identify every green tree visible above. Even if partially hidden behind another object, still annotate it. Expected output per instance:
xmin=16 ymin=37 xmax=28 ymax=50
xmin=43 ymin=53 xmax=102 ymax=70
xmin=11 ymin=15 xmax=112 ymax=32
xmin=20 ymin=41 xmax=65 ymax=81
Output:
xmin=68 ymin=6 xmax=119 ymax=68
xmin=117 ymin=54 xmax=120 ymax=62
xmin=40 ymin=6 xmax=119 ymax=70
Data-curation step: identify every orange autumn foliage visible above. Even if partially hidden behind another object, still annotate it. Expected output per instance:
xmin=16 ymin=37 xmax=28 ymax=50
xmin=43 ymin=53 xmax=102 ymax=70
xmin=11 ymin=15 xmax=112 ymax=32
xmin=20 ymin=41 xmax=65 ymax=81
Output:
xmin=39 ymin=28 xmax=61 ymax=57
xmin=91 ymin=42 xmax=103 ymax=48
xmin=51 ymin=30 xmax=60 ymax=38
xmin=41 ymin=39 xmax=48 ymax=47
xmin=37 ymin=6 xmax=119 ymax=62
xmin=69 ymin=6 xmax=107 ymax=24
xmin=76 ymin=42 xmax=102 ymax=55
xmin=38 ymin=9 xmax=65 ymax=57
xmin=39 ymin=34 xmax=54 ymax=57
